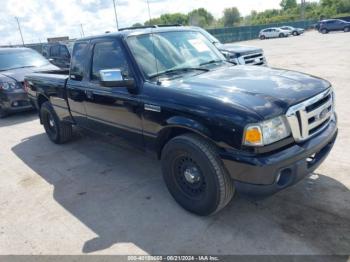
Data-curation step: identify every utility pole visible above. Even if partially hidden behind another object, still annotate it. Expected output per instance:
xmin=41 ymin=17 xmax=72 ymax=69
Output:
xmin=301 ymin=0 xmax=306 ymax=20
xmin=15 ymin=17 xmax=25 ymax=46
xmin=112 ymin=0 xmax=119 ymax=30
xmin=80 ymin=24 xmax=85 ymax=37
xmin=146 ymin=0 xmax=152 ymax=21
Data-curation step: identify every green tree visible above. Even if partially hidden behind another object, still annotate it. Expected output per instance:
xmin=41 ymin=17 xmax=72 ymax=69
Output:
xmin=280 ymin=0 xmax=297 ymax=10
xmin=188 ymin=8 xmax=214 ymax=27
xmin=159 ymin=13 xmax=189 ymax=25
xmin=144 ymin=17 xmax=163 ymax=26
xmin=145 ymin=13 xmax=188 ymax=26
xmin=132 ymin=23 xmax=143 ymax=27
xmin=222 ymin=7 xmax=241 ymax=27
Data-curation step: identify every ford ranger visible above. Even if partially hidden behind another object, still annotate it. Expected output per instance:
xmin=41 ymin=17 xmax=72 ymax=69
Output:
xmin=25 ymin=27 xmax=338 ymax=216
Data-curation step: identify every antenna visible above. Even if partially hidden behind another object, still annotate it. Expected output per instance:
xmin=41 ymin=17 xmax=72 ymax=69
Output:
xmin=301 ymin=0 xmax=306 ymax=20
xmin=80 ymin=24 xmax=85 ymax=37
xmin=113 ymin=0 xmax=119 ymax=30
xmin=146 ymin=0 xmax=160 ymax=84
xmin=15 ymin=17 xmax=25 ymax=46
xmin=146 ymin=0 xmax=152 ymax=21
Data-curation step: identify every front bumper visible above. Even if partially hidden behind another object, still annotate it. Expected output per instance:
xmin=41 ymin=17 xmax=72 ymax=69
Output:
xmin=221 ymin=114 xmax=338 ymax=196
xmin=0 ymin=90 xmax=34 ymax=113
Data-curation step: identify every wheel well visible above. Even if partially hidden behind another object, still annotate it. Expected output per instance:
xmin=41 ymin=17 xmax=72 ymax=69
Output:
xmin=37 ymin=95 xmax=48 ymax=109
xmin=156 ymin=127 xmax=212 ymax=159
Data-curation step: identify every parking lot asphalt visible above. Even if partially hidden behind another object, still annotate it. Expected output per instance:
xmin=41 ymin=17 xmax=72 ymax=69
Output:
xmin=0 ymin=30 xmax=349 ymax=255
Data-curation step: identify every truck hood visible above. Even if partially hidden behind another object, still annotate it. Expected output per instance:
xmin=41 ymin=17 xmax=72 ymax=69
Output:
xmin=218 ymin=44 xmax=263 ymax=56
xmin=0 ymin=64 xmax=58 ymax=83
xmin=164 ymin=65 xmax=330 ymax=119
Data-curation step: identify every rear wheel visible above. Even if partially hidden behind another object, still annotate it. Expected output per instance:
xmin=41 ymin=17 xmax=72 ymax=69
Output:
xmin=279 ymin=33 xmax=285 ymax=38
xmin=40 ymin=101 xmax=73 ymax=144
xmin=321 ymin=28 xmax=328 ymax=34
xmin=344 ymin=27 xmax=350 ymax=32
xmin=161 ymin=134 xmax=235 ymax=216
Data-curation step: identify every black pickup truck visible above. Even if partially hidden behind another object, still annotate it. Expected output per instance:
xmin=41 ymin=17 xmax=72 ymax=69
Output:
xmin=25 ymin=27 xmax=337 ymax=216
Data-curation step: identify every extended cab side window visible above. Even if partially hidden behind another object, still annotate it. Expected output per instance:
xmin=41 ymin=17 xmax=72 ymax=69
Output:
xmin=60 ymin=46 xmax=70 ymax=59
xmin=70 ymin=42 xmax=88 ymax=81
xmin=91 ymin=41 xmax=130 ymax=81
xmin=50 ymin=45 xmax=59 ymax=57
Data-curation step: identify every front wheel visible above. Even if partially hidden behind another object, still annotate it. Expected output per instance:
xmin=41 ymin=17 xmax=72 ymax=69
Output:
xmin=161 ymin=134 xmax=235 ymax=216
xmin=344 ymin=27 xmax=350 ymax=32
xmin=279 ymin=33 xmax=285 ymax=38
xmin=321 ymin=28 xmax=328 ymax=34
xmin=40 ymin=101 xmax=73 ymax=144
xmin=293 ymin=31 xmax=298 ymax=36
xmin=260 ymin=35 xmax=266 ymax=40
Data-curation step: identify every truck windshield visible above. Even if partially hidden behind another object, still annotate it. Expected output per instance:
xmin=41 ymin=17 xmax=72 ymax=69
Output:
xmin=126 ymin=31 xmax=225 ymax=79
xmin=0 ymin=49 xmax=50 ymax=71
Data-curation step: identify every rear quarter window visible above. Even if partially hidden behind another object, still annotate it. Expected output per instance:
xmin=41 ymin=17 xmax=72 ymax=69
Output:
xmin=70 ymin=42 xmax=88 ymax=81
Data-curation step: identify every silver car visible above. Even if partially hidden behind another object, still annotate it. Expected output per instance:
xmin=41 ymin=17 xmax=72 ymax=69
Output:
xmin=280 ymin=26 xmax=305 ymax=36
xmin=259 ymin=27 xmax=291 ymax=40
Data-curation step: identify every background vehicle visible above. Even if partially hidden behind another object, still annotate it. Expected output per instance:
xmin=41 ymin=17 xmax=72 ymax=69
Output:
xmin=0 ymin=47 xmax=58 ymax=118
xmin=42 ymin=41 xmax=74 ymax=69
xmin=121 ymin=25 xmax=267 ymax=66
xmin=280 ymin=26 xmax=305 ymax=36
xmin=318 ymin=19 xmax=350 ymax=33
xmin=194 ymin=27 xmax=267 ymax=66
xmin=26 ymin=27 xmax=337 ymax=216
xmin=259 ymin=27 xmax=291 ymax=39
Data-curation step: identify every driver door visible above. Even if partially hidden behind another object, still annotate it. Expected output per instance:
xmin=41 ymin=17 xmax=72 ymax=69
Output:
xmin=83 ymin=39 xmax=144 ymax=146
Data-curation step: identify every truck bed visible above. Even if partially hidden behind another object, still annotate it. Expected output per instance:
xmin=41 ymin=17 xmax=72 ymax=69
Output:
xmin=26 ymin=70 xmax=71 ymax=122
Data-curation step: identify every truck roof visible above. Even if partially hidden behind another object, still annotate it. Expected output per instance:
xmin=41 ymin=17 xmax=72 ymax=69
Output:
xmin=0 ymin=47 xmax=32 ymax=53
xmin=77 ymin=26 xmax=197 ymax=42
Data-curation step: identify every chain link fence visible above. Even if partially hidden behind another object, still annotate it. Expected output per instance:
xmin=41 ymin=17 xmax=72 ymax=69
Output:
xmin=207 ymin=19 xmax=317 ymax=43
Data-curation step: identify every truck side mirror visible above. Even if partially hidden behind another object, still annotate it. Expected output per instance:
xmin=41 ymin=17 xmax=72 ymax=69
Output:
xmin=99 ymin=69 xmax=135 ymax=88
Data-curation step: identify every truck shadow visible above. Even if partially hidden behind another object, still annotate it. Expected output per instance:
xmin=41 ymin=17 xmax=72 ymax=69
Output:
xmin=11 ymin=132 xmax=350 ymax=255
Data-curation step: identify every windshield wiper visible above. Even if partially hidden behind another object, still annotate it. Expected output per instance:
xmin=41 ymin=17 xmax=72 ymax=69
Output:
xmin=15 ymin=66 xmax=36 ymax=69
xmin=149 ymin=67 xmax=209 ymax=79
xmin=0 ymin=66 xmax=36 ymax=71
xmin=200 ymin=60 xmax=224 ymax=66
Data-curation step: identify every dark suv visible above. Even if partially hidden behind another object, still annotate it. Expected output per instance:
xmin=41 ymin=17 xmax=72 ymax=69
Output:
xmin=318 ymin=19 xmax=350 ymax=34
xmin=42 ymin=42 xmax=74 ymax=69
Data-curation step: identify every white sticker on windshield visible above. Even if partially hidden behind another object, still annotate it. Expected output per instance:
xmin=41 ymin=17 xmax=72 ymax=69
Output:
xmin=188 ymin=39 xmax=210 ymax=52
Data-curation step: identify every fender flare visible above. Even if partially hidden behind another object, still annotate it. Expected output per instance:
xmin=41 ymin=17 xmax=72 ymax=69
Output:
xmin=155 ymin=116 xmax=213 ymax=157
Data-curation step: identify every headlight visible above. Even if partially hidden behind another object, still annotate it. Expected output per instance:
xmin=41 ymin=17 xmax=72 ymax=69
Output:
xmin=0 ymin=82 xmax=18 ymax=90
xmin=243 ymin=116 xmax=291 ymax=146
xmin=228 ymin=53 xmax=239 ymax=64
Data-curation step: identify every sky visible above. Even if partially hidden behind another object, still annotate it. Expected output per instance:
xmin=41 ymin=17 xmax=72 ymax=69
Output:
xmin=0 ymin=0 xmax=287 ymax=45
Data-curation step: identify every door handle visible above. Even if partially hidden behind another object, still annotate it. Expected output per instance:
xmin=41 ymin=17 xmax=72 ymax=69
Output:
xmin=85 ymin=90 xmax=93 ymax=100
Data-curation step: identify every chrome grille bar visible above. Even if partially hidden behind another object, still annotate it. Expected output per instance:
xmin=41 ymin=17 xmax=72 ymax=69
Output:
xmin=238 ymin=52 xmax=266 ymax=65
xmin=286 ymin=88 xmax=333 ymax=142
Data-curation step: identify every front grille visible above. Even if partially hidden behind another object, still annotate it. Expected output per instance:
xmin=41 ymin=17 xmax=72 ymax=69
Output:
xmin=12 ymin=100 xmax=30 ymax=107
xmin=242 ymin=52 xmax=266 ymax=65
xmin=286 ymin=89 xmax=334 ymax=142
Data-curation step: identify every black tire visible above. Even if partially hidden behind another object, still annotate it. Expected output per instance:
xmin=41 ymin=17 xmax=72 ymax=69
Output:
xmin=279 ymin=33 xmax=284 ymax=38
xmin=293 ymin=31 xmax=298 ymax=36
xmin=0 ymin=107 xmax=7 ymax=118
xmin=161 ymin=133 xmax=235 ymax=216
xmin=40 ymin=101 xmax=73 ymax=144
xmin=321 ymin=28 xmax=328 ymax=34
xmin=344 ymin=27 xmax=350 ymax=32
xmin=260 ymin=35 xmax=266 ymax=40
